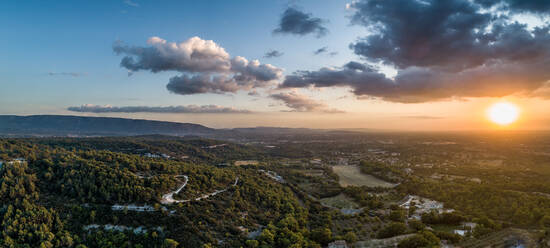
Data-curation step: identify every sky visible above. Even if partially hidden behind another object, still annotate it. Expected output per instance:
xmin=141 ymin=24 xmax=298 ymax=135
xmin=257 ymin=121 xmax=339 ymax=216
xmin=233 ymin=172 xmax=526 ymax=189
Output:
xmin=1 ymin=0 xmax=550 ymax=130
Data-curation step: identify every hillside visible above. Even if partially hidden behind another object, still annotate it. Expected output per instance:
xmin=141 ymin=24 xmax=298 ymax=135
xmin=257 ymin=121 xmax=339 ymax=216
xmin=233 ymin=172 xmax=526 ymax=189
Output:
xmin=0 ymin=115 xmax=215 ymax=137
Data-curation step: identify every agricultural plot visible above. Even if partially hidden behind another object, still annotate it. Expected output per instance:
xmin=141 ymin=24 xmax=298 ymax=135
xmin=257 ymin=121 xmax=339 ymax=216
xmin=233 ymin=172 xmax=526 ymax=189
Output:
xmin=319 ymin=193 xmax=359 ymax=209
xmin=332 ymin=165 xmax=396 ymax=188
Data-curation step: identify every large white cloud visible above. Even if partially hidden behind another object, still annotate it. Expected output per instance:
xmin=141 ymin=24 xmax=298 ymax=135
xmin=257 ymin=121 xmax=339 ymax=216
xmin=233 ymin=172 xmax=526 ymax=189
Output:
xmin=114 ymin=36 xmax=283 ymax=95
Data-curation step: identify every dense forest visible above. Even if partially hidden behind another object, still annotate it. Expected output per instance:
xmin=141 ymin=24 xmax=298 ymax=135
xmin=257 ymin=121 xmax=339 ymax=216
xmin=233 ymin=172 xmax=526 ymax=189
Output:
xmin=0 ymin=138 xmax=336 ymax=247
xmin=3 ymin=134 xmax=550 ymax=247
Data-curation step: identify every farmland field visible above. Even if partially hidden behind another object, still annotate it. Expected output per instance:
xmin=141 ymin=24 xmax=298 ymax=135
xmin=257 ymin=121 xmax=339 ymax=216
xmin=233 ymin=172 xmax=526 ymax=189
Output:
xmin=332 ymin=165 xmax=396 ymax=188
xmin=320 ymin=193 xmax=359 ymax=209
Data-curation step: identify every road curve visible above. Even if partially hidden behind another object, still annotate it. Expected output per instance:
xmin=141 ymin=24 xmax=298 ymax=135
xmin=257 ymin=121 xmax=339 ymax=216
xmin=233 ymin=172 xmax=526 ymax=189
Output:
xmin=160 ymin=175 xmax=189 ymax=204
xmin=161 ymin=176 xmax=239 ymax=204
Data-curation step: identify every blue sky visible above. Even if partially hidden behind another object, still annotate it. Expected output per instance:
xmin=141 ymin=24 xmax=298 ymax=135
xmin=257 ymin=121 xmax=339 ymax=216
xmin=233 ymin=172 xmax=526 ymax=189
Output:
xmin=0 ymin=0 xmax=363 ymax=114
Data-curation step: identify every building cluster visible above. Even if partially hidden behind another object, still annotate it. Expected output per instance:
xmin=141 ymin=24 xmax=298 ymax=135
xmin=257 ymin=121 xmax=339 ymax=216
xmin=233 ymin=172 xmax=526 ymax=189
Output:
xmin=143 ymin=153 xmax=171 ymax=159
xmin=399 ymin=195 xmax=454 ymax=220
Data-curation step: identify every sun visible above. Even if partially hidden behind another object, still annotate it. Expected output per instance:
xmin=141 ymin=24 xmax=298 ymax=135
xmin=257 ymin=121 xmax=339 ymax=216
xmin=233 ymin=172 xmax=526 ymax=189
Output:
xmin=487 ymin=102 xmax=520 ymax=125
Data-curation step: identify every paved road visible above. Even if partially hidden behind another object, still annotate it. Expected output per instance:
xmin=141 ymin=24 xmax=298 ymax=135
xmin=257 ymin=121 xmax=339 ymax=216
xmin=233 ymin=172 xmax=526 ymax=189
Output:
xmin=161 ymin=176 xmax=239 ymax=204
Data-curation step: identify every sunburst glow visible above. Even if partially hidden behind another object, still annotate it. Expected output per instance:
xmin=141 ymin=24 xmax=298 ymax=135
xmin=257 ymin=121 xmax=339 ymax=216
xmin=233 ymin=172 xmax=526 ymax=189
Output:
xmin=487 ymin=102 xmax=520 ymax=125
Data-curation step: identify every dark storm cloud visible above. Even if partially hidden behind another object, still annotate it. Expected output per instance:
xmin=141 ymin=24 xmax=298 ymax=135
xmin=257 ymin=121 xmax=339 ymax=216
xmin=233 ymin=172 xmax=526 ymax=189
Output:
xmin=270 ymin=91 xmax=344 ymax=113
xmin=282 ymin=58 xmax=550 ymax=103
xmin=348 ymin=0 xmax=550 ymax=70
xmin=348 ymin=0 xmax=495 ymax=70
xmin=68 ymin=104 xmax=251 ymax=114
xmin=264 ymin=50 xmax=284 ymax=58
xmin=114 ymin=37 xmax=282 ymax=95
xmin=282 ymin=0 xmax=550 ymax=103
xmin=273 ymin=7 xmax=328 ymax=38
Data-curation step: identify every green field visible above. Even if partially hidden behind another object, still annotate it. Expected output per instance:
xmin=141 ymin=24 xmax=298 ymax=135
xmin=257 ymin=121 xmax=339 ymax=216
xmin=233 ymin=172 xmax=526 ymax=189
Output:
xmin=332 ymin=165 xmax=396 ymax=188
xmin=320 ymin=193 xmax=359 ymax=209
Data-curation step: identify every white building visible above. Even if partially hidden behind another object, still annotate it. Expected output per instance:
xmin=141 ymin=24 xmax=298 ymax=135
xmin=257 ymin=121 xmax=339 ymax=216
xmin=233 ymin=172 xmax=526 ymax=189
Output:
xmin=453 ymin=230 xmax=467 ymax=236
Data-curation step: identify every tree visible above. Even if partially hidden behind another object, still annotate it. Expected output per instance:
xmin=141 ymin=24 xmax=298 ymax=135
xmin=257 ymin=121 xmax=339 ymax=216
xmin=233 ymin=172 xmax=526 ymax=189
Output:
xmin=259 ymin=229 xmax=275 ymax=245
xmin=389 ymin=209 xmax=406 ymax=222
xmin=398 ymin=235 xmax=430 ymax=248
xmin=408 ymin=219 xmax=425 ymax=231
xmin=377 ymin=222 xmax=408 ymax=239
xmin=164 ymin=239 xmax=179 ymax=248
xmin=343 ymin=231 xmax=357 ymax=243
xmin=310 ymin=227 xmax=332 ymax=245
xmin=541 ymin=215 xmax=550 ymax=229
xmin=246 ymin=240 xmax=259 ymax=248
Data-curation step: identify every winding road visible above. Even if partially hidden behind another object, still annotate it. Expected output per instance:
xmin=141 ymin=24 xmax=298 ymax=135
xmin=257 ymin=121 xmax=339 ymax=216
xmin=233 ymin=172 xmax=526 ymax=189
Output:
xmin=160 ymin=175 xmax=239 ymax=204
xmin=160 ymin=175 xmax=189 ymax=204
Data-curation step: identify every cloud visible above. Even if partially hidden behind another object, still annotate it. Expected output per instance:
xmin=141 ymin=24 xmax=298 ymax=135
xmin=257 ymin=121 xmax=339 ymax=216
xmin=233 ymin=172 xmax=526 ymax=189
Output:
xmin=348 ymin=0 xmax=499 ymax=70
xmin=475 ymin=0 xmax=550 ymax=14
xmin=282 ymin=59 xmax=550 ymax=103
xmin=270 ymin=91 xmax=343 ymax=113
xmin=313 ymin=46 xmax=338 ymax=56
xmin=282 ymin=0 xmax=550 ymax=103
xmin=123 ymin=0 xmax=139 ymax=7
xmin=114 ymin=36 xmax=283 ymax=95
xmin=48 ymin=72 xmax=86 ymax=77
xmin=313 ymin=46 xmax=328 ymax=55
xmin=273 ymin=7 xmax=328 ymax=38
xmin=264 ymin=49 xmax=284 ymax=58
xmin=68 ymin=104 xmax=251 ymax=114
xmin=114 ymin=37 xmax=231 ymax=73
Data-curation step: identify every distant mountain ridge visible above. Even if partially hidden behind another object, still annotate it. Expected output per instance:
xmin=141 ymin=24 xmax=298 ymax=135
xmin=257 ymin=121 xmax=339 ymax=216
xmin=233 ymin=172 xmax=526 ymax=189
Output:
xmin=0 ymin=115 xmax=215 ymax=137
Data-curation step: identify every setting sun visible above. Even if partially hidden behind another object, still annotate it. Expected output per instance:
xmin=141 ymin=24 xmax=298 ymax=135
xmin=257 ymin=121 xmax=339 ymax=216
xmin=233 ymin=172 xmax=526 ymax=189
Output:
xmin=487 ymin=102 xmax=520 ymax=125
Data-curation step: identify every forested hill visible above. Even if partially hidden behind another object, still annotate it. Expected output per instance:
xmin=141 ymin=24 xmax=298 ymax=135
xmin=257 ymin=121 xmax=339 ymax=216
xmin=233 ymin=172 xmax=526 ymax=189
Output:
xmin=0 ymin=115 xmax=215 ymax=137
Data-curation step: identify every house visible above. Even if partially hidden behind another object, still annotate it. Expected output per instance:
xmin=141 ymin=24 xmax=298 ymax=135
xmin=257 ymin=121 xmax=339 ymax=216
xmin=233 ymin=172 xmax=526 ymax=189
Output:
xmin=144 ymin=153 xmax=161 ymax=158
xmin=328 ymin=240 xmax=348 ymax=248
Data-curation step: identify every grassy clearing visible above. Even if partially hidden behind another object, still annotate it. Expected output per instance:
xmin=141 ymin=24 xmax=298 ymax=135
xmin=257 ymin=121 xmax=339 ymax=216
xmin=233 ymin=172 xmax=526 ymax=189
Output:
xmin=320 ymin=193 xmax=359 ymax=209
xmin=332 ymin=165 xmax=396 ymax=188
